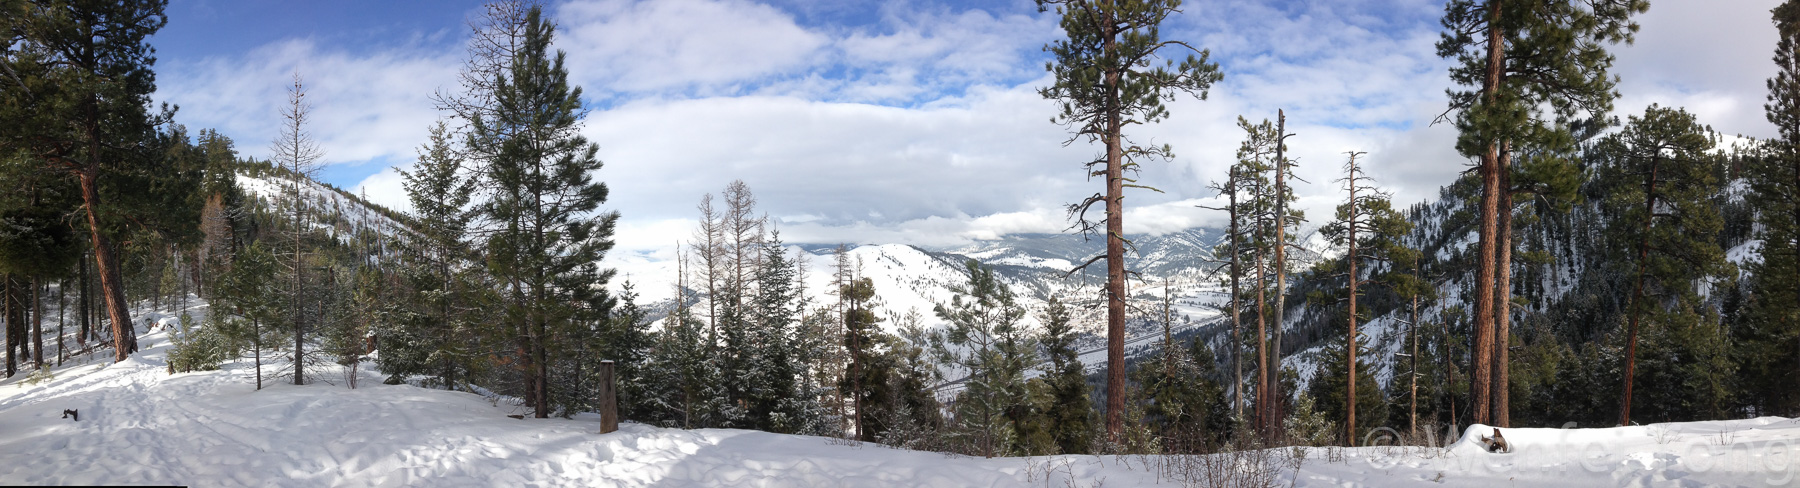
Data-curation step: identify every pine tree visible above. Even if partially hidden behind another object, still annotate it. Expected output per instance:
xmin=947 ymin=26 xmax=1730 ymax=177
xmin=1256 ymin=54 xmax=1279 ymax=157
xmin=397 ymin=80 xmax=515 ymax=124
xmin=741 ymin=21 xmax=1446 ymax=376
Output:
xmin=385 ymin=121 xmax=487 ymax=388
xmin=746 ymin=231 xmax=810 ymax=433
xmin=469 ymin=6 xmax=618 ymax=418
xmin=1595 ymin=105 xmax=1732 ymax=425
xmin=931 ymin=259 xmax=1034 ymax=457
xmin=214 ymin=243 xmax=280 ymax=392
xmin=1739 ymin=0 xmax=1800 ymax=417
xmin=874 ymin=309 xmax=944 ymax=449
xmin=0 ymin=155 xmax=82 ymax=373
xmin=839 ymin=276 xmax=881 ymax=441
xmin=0 ymin=0 xmax=176 ymax=361
xmin=1318 ymin=151 xmax=1415 ymax=443
xmin=645 ymin=292 xmax=718 ymax=428
xmin=1265 ymin=110 xmax=1300 ymax=433
xmin=1200 ymin=163 xmax=1246 ymax=424
xmin=194 ymin=129 xmax=243 ymax=297
xmin=1032 ymin=295 xmax=1094 ymax=454
xmin=0 ymin=223 xmax=75 ymax=373
xmin=1225 ymin=116 xmax=1304 ymax=440
xmin=1037 ymin=0 xmax=1223 ymax=441
xmin=1437 ymin=0 xmax=1647 ymax=427
xmin=1132 ymin=334 xmax=1229 ymax=453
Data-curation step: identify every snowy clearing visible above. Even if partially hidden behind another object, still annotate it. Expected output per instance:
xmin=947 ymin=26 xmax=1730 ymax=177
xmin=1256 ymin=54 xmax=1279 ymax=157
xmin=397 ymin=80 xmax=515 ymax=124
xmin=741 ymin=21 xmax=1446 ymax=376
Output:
xmin=3 ymin=302 xmax=1799 ymax=487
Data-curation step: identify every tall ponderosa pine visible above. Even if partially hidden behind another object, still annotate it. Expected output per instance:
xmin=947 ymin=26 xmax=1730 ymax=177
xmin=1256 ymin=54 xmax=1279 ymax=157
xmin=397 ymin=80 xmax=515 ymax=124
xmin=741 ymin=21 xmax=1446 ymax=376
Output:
xmin=1597 ymin=105 xmax=1732 ymax=425
xmin=1201 ymin=164 xmax=1246 ymax=423
xmin=469 ymin=6 xmax=619 ymax=418
xmin=1266 ymin=111 xmax=1299 ymax=434
xmin=1318 ymin=151 xmax=1416 ymax=445
xmin=1220 ymin=116 xmax=1297 ymax=438
xmin=1437 ymin=0 xmax=1646 ymax=427
xmin=1740 ymin=0 xmax=1800 ymax=417
xmin=0 ymin=0 xmax=176 ymax=361
xmin=1037 ymin=0 xmax=1223 ymax=442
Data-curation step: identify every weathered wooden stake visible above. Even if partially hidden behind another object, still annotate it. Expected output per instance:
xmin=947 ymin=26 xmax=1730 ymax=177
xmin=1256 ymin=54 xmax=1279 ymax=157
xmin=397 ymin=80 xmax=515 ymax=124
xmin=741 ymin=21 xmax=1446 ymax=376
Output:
xmin=600 ymin=360 xmax=618 ymax=434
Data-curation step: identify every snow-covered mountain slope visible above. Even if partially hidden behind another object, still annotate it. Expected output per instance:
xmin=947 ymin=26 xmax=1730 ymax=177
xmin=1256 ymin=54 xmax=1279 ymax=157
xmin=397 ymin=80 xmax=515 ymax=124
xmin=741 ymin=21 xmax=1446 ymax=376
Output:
xmin=630 ymin=234 xmax=1240 ymax=370
xmin=237 ymin=172 xmax=414 ymax=261
xmin=5 ymin=300 xmax=1799 ymax=486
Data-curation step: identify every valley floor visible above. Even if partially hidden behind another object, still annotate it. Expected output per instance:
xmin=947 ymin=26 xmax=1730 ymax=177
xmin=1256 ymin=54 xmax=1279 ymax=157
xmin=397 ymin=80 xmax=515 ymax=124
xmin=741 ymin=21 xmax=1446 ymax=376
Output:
xmin=1 ymin=300 xmax=1797 ymax=487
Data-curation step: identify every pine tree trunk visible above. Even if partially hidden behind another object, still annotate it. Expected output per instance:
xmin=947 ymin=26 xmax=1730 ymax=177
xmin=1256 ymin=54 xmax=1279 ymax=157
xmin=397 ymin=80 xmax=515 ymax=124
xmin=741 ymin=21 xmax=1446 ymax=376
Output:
xmin=1446 ymin=318 xmax=1458 ymax=430
xmin=1272 ymin=110 xmax=1290 ymax=431
xmin=57 ymin=279 xmax=65 ymax=366
xmin=32 ymin=278 xmax=42 ymax=368
xmin=153 ymin=252 xmax=161 ymax=313
xmin=1494 ymin=146 xmax=1514 ymax=428
xmin=1255 ymin=243 xmax=1269 ymax=439
xmin=1228 ymin=170 xmax=1244 ymax=422
xmin=1102 ymin=19 xmax=1129 ymax=445
xmin=80 ymin=170 xmax=138 ymax=362
xmin=1620 ymin=157 xmax=1660 ymax=427
xmin=1346 ymin=154 xmax=1359 ymax=447
xmin=850 ymin=299 xmax=864 ymax=440
xmin=1469 ymin=0 xmax=1506 ymax=427
xmin=533 ymin=159 xmax=550 ymax=420
xmin=1410 ymin=282 xmax=1419 ymax=439
xmin=4 ymin=277 xmax=14 ymax=378
xmin=533 ymin=294 xmax=548 ymax=419
xmin=1471 ymin=127 xmax=1498 ymax=427
xmin=78 ymin=255 xmax=88 ymax=347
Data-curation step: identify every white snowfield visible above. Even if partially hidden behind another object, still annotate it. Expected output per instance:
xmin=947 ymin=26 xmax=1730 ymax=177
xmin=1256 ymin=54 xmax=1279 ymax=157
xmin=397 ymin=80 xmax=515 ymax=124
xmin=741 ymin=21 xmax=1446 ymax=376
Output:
xmin=3 ymin=307 xmax=1800 ymax=486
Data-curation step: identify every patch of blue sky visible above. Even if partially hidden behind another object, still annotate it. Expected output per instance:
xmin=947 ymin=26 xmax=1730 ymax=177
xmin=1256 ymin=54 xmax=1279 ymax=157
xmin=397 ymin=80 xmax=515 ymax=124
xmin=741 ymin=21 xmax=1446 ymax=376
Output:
xmin=319 ymin=155 xmax=403 ymax=191
xmin=156 ymin=0 xmax=485 ymax=62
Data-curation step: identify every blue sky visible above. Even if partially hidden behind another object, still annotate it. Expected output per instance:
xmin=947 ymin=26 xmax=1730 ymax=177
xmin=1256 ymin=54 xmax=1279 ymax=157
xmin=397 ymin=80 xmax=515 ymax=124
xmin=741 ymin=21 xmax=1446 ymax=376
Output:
xmin=156 ymin=1 xmax=481 ymax=59
xmin=149 ymin=0 xmax=1780 ymax=260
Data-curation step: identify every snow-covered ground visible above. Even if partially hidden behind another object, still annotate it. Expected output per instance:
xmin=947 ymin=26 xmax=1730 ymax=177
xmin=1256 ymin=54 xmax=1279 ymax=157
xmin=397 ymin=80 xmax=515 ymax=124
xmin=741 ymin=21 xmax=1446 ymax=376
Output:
xmin=4 ymin=299 xmax=1799 ymax=487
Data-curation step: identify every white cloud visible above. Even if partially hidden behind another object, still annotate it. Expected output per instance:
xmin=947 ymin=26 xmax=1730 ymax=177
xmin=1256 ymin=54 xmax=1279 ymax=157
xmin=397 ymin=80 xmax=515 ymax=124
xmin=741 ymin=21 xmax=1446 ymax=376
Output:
xmin=556 ymin=0 xmax=829 ymax=96
xmin=1612 ymin=0 xmax=1781 ymax=138
xmin=156 ymin=39 xmax=457 ymax=170
xmin=832 ymin=4 xmax=1057 ymax=102
xmin=578 ymin=84 xmax=1085 ymax=228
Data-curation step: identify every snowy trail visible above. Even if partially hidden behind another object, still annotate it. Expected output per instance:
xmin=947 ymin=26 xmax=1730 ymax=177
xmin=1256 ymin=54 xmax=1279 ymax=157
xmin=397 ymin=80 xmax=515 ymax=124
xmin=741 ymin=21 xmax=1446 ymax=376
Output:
xmin=3 ymin=300 xmax=1800 ymax=486
xmin=0 ymin=306 xmax=1160 ymax=487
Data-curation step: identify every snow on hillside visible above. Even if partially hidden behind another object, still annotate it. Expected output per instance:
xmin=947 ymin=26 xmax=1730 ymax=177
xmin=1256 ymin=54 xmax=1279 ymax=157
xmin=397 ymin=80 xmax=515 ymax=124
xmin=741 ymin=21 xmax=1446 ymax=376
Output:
xmin=1731 ymin=239 xmax=1764 ymax=267
xmin=5 ymin=299 xmax=1800 ymax=486
xmin=238 ymin=173 xmax=413 ymax=249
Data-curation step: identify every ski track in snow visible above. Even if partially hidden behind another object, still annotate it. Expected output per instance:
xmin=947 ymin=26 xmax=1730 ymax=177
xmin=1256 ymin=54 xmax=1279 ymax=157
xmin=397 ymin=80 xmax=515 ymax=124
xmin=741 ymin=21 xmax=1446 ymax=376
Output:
xmin=5 ymin=298 xmax=1800 ymax=487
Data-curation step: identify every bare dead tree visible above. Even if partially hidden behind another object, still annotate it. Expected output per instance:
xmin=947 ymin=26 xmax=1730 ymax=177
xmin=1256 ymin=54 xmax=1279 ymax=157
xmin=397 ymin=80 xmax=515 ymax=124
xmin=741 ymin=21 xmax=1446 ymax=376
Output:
xmin=272 ymin=73 xmax=324 ymax=386
xmin=695 ymin=193 xmax=723 ymax=348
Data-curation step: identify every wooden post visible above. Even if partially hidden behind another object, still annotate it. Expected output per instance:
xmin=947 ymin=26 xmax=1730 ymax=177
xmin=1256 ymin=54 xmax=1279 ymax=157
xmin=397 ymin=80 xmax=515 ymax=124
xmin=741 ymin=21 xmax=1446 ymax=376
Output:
xmin=600 ymin=360 xmax=618 ymax=434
